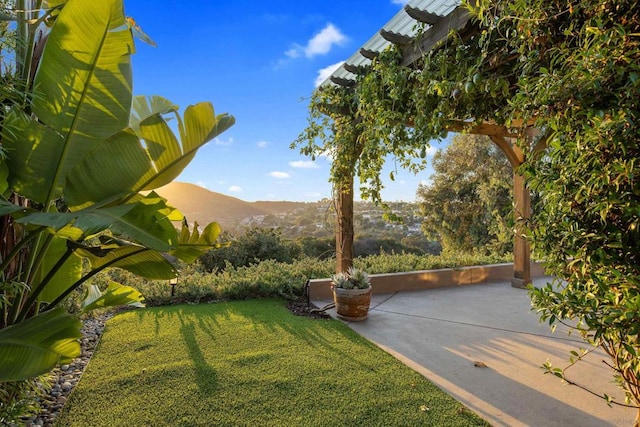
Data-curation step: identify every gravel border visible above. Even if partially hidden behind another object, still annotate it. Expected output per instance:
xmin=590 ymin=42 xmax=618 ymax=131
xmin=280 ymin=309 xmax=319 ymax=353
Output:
xmin=24 ymin=313 xmax=112 ymax=427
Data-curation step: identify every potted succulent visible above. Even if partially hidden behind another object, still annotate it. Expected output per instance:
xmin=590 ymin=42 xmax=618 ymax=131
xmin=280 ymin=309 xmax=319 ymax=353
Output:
xmin=331 ymin=267 xmax=372 ymax=321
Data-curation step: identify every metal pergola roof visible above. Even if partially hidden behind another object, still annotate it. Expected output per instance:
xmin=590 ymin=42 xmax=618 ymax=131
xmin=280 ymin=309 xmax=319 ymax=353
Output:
xmin=321 ymin=0 xmax=467 ymax=88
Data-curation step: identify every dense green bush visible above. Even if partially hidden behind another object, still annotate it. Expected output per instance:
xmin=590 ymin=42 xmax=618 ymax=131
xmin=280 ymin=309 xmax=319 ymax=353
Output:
xmin=296 ymin=235 xmax=335 ymax=259
xmin=199 ymin=227 xmax=300 ymax=272
xmin=354 ymin=237 xmax=422 ymax=257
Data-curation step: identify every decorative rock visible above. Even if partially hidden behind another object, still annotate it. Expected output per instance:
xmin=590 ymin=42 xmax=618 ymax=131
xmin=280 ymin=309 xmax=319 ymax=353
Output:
xmin=24 ymin=312 xmax=112 ymax=427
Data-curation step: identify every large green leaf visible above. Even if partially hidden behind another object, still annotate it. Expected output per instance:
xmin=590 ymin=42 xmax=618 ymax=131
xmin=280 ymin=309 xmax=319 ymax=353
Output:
xmin=3 ymin=0 xmax=133 ymax=204
xmin=17 ymin=193 xmax=178 ymax=251
xmin=64 ymin=98 xmax=235 ymax=210
xmin=17 ymin=204 xmax=137 ymax=241
xmin=0 ymin=308 xmax=81 ymax=382
xmin=130 ymin=95 xmax=178 ymax=132
xmin=139 ymin=102 xmax=235 ymax=190
xmin=82 ymin=281 xmax=144 ymax=313
xmin=63 ymin=129 xmax=149 ymax=210
xmin=33 ymin=237 xmax=83 ymax=304
xmin=77 ymin=243 xmax=177 ymax=279
xmin=170 ymin=221 xmax=225 ymax=263
xmin=111 ymin=193 xmax=178 ymax=250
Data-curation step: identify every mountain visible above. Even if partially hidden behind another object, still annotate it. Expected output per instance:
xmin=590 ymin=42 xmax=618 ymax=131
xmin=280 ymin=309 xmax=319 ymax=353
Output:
xmin=154 ymin=182 xmax=309 ymax=229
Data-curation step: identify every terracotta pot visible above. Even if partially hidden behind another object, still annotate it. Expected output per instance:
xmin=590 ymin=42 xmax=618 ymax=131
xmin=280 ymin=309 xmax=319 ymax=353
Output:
xmin=332 ymin=285 xmax=372 ymax=321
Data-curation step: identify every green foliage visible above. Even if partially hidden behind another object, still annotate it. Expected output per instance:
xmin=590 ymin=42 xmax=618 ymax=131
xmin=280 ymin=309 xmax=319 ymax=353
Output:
xmin=0 ymin=0 xmax=233 ymax=383
xmin=199 ymin=227 xmax=300 ymax=272
xmin=353 ymin=237 xmax=424 ymax=257
xmin=356 ymin=252 xmax=511 ymax=274
xmin=293 ymin=81 xmax=429 ymax=213
xmin=479 ymin=0 xmax=640 ymax=407
xmin=417 ymin=134 xmax=513 ymax=254
xmin=55 ymin=300 xmax=488 ymax=427
xmin=296 ymin=235 xmax=335 ymax=259
xmin=119 ymin=252 xmax=512 ymax=305
xmin=199 ymin=226 xmax=441 ymax=272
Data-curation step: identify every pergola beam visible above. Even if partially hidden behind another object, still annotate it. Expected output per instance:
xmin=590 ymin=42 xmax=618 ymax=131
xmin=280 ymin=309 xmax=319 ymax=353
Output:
xmin=380 ymin=29 xmax=413 ymax=45
xmin=359 ymin=47 xmax=379 ymax=60
xmin=330 ymin=76 xmax=356 ymax=87
xmin=401 ymin=6 xmax=472 ymax=67
xmin=343 ymin=63 xmax=368 ymax=75
xmin=445 ymin=121 xmax=521 ymax=139
xmin=404 ymin=5 xmax=441 ymax=25
xmin=488 ymin=135 xmax=523 ymax=168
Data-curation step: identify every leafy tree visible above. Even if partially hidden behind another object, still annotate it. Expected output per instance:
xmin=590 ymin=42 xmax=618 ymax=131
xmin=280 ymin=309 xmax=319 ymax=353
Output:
xmin=417 ymin=134 xmax=512 ymax=254
xmin=0 ymin=0 xmax=233 ymax=382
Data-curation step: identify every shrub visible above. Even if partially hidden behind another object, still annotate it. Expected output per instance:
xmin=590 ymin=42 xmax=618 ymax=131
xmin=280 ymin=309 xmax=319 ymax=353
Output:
xmin=104 ymin=252 xmax=513 ymax=306
xmin=199 ymin=227 xmax=300 ymax=272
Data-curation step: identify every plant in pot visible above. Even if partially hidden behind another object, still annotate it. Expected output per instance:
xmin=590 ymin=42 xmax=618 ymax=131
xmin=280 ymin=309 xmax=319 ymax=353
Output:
xmin=331 ymin=267 xmax=372 ymax=321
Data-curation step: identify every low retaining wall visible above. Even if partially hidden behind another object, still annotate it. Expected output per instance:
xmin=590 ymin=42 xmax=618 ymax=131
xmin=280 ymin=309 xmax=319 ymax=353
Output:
xmin=308 ymin=262 xmax=547 ymax=300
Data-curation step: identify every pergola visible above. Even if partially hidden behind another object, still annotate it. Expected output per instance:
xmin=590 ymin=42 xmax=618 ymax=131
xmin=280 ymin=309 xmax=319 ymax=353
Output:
xmin=321 ymin=0 xmax=541 ymax=288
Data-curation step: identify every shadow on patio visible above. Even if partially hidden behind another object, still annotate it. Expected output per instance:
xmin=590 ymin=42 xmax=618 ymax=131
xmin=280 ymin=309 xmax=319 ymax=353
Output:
xmin=312 ymin=277 xmax=637 ymax=427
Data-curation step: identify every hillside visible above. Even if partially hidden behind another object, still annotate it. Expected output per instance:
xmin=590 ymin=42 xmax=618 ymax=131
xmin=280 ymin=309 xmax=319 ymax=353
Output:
xmin=155 ymin=182 xmax=423 ymax=239
xmin=154 ymin=182 xmax=309 ymax=229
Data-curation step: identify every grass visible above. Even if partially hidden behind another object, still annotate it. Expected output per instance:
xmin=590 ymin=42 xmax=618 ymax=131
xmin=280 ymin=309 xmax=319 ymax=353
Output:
xmin=56 ymin=299 xmax=489 ymax=426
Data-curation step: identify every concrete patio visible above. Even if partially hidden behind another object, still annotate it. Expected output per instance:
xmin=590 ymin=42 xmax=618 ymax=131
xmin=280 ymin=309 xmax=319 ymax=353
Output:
xmin=311 ymin=277 xmax=637 ymax=426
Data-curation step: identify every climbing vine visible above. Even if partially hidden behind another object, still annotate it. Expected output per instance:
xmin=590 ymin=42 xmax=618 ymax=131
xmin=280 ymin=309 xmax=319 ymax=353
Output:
xmin=294 ymin=0 xmax=640 ymax=414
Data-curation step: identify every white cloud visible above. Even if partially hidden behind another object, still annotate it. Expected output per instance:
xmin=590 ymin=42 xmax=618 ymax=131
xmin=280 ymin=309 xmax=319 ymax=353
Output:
xmin=289 ymin=160 xmax=319 ymax=169
xmin=257 ymin=140 xmax=269 ymax=148
xmin=305 ymin=24 xmax=347 ymax=57
xmin=315 ymin=61 xmax=344 ymax=87
xmin=214 ymin=137 xmax=234 ymax=146
xmin=228 ymin=185 xmax=242 ymax=193
xmin=285 ymin=45 xmax=302 ymax=59
xmin=196 ymin=181 xmax=208 ymax=189
xmin=269 ymin=171 xmax=291 ymax=179
xmin=287 ymin=23 xmax=347 ymax=60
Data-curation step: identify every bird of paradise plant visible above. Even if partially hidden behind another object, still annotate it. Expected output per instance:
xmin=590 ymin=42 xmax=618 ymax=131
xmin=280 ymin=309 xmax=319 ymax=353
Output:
xmin=0 ymin=0 xmax=234 ymax=381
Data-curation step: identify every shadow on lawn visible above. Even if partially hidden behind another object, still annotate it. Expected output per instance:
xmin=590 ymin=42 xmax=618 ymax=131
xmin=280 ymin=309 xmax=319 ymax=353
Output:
xmin=131 ymin=299 xmax=383 ymax=378
xmin=179 ymin=317 xmax=218 ymax=393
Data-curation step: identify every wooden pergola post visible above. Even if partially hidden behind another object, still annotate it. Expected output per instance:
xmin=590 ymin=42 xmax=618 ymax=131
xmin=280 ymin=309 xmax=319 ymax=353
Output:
xmin=489 ymin=134 xmax=532 ymax=288
xmin=512 ymin=170 xmax=531 ymax=288
xmin=335 ymin=174 xmax=354 ymax=274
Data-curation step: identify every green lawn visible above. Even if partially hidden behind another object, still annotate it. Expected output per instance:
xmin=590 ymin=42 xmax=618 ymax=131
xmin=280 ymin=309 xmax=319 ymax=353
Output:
xmin=56 ymin=300 xmax=489 ymax=426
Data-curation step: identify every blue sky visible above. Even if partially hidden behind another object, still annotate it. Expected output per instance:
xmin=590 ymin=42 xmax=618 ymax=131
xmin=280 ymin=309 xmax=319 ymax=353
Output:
xmin=124 ymin=0 xmax=444 ymax=202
